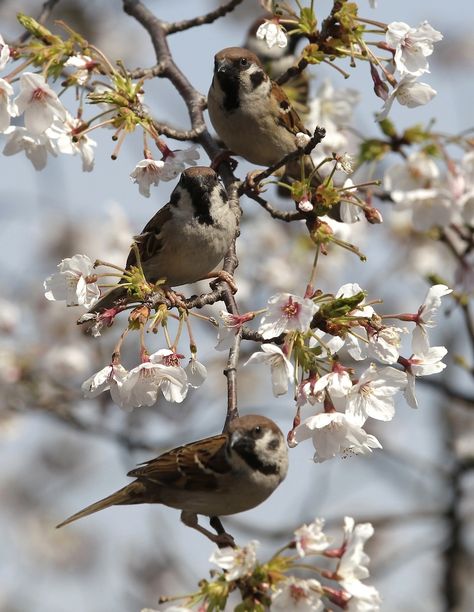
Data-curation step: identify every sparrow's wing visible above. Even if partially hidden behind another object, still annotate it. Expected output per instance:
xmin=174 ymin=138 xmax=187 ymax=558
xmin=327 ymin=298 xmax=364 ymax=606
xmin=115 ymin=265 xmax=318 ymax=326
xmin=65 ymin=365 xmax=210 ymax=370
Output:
xmin=125 ymin=204 xmax=173 ymax=268
xmin=127 ymin=434 xmax=230 ymax=491
xmin=270 ymin=81 xmax=309 ymax=137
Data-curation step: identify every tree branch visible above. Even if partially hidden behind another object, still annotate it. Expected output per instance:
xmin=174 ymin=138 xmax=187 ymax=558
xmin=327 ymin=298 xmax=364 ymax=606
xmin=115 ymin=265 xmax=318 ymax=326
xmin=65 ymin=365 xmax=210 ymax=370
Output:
xmin=241 ymin=126 xmax=326 ymax=187
xmin=163 ymin=0 xmax=244 ymax=35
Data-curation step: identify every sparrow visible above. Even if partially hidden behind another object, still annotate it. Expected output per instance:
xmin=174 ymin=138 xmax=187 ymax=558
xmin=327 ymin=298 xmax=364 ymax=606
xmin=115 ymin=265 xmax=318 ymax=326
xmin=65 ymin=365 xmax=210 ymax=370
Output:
xmin=207 ymin=47 xmax=314 ymax=179
xmin=89 ymin=166 xmax=237 ymax=314
xmin=56 ymin=414 xmax=289 ymax=546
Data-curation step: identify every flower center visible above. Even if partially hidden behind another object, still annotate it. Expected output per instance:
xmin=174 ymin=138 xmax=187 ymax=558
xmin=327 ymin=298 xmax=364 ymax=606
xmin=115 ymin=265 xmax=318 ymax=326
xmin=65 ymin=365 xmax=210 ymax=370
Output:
xmin=290 ymin=584 xmax=307 ymax=602
xmin=31 ymin=87 xmax=47 ymax=102
xmin=281 ymin=297 xmax=301 ymax=319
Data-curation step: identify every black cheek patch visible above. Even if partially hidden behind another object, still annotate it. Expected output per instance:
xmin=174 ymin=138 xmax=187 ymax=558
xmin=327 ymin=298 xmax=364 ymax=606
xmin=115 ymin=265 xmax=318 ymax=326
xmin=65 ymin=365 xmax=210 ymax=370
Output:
xmin=280 ymin=100 xmax=290 ymax=112
xmin=234 ymin=438 xmax=279 ymax=476
xmin=250 ymin=70 xmax=266 ymax=89
xmin=266 ymin=437 xmax=280 ymax=452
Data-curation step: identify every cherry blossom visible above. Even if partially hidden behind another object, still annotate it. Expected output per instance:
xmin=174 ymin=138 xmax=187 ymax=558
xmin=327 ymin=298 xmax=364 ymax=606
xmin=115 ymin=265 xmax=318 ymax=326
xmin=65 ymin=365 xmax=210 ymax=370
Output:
xmin=347 ymin=325 xmax=406 ymax=365
xmin=160 ymin=145 xmax=200 ymax=180
xmin=376 ymin=75 xmax=436 ymax=121
xmin=412 ymin=284 xmax=452 ymax=352
xmin=185 ymin=355 xmax=207 ymax=388
xmin=14 ymin=72 xmax=67 ymax=135
xmin=215 ymin=310 xmax=254 ymax=352
xmin=308 ymin=80 xmax=360 ymax=152
xmin=209 ymin=540 xmax=258 ymax=581
xmin=294 ymin=518 xmax=332 ymax=557
xmin=256 ymin=20 xmax=288 ymax=49
xmin=0 ymin=35 xmax=10 ymax=71
xmin=0 ymin=78 xmax=17 ymax=133
xmin=293 ymin=412 xmax=382 ymax=463
xmin=3 ymin=126 xmax=58 ymax=170
xmin=258 ymin=293 xmax=318 ymax=339
xmin=130 ymin=159 xmax=166 ymax=197
xmin=44 ymin=254 xmax=100 ymax=308
xmin=81 ymin=363 xmax=129 ymax=408
xmin=337 ymin=518 xmax=381 ymax=610
xmin=305 ymin=370 xmax=353 ymax=404
xmin=386 ymin=21 xmax=443 ymax=76
xmin=271 ymin=577 xmax=324 ymax=611
xmin=345 ymin=364 xmax=407 ymax=423
xmin=64 ymin=54 xmax=95 ymax=85
xmin=244 ymin=344 xmax=294 ymax=397
xmin=149 ymin=350 xmax=190 ymax=402
xmin=384 ymin=151 xmax=440 ymax=199
xmin=340 ymin=179 xmax=361 ymax=224
xmin=47 ymin=114 xmax=97 ymax=172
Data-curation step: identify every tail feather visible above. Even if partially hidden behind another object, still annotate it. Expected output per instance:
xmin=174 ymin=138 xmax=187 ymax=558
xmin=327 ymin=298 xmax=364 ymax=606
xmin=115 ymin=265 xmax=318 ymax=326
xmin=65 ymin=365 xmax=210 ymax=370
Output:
xmin=56 ymin=482 xmax=143 ymax=528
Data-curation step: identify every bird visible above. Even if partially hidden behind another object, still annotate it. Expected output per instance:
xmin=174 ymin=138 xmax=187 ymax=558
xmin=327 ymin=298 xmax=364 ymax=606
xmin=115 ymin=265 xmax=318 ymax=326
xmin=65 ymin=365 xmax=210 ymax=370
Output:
xmin=56 ymin=414 xmax=289 ymax=546
xmin=88 ymin=166 xmax=237 ymax=314
xmin=207 ymin=46 xmax=315 ymax=179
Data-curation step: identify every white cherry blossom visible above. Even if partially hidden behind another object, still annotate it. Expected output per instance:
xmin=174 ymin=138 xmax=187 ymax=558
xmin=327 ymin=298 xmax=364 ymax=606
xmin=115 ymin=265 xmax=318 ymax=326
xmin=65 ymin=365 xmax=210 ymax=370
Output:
xmin=336 ymin=283 xmax=374 ymax=318
xmin=256 ymin=20 xmax=288 ymax=49
xmin=384 ymin=152 xmax=440 ymax=200
xmin=345 ymin=364 xmax=407 ymax=423
xmin=244 ymin=344 xmax=294 ymax=397
xmin=412 ymin=284 xmax=452 ymax=352
xmin=308 ymin=80 xmax=360 ymax=152
xmin=294 ymin=412 xmax=382 ymax=463
xmin=215 ymin=310 xmax=254 ymax=352
xmin=294 ymin=518 xmax=332 ymax=557
xmin=337 ymin=517 xmax=381 ymax=611
xmin=376 ymin=75 xmax=436 ymax=122
xmin=0 ymin=35 xmax=10 ymax=70
xmin=44 ymin=254 xmax=100 ymax=308
xmin=340 ymin=179 xmax=361 ymax=224
xmin=310 ymin=329 xmax=345 ymax=358
xmin=3 ymin=126 xmax=58 ymax=170
xmin=0 ymin=78 xmax=17 ymax=132
xmin=81 ymin=363 xmax=129 ymax=408
xmin=209 ymin=540 xmax=258 ymax=581
xmin=130 ymin=159 xmax=165 ymax=197
xmin=271 ymin=577 xmax=323 ymax=611
xmin=64 ymin=54 xmax=94 ymax=85
xmin=386 ymin=21 xmax=443 ymax=76
xmin=258 ymin=293 xmax=318 ymax=339
xmin=14 ymin=72 xmax=67 ymax=135
xmin=47 ymin=114 xmax=97 ymax=171
xmin=185 ymin=356 xmax=207 ymax=388
xmin=149 ymin=350 xmax=190 ymax=403
xmin=160 ymin=145 xmax=200 ymax=180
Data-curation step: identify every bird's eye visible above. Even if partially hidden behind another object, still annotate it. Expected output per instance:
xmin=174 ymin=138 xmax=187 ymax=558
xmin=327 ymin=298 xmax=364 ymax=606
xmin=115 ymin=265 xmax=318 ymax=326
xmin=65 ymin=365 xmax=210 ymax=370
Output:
xmin=253 ymin=425 xmax=261 ymax=435
xmin=240 ymin=57 xmax=248 ymax=67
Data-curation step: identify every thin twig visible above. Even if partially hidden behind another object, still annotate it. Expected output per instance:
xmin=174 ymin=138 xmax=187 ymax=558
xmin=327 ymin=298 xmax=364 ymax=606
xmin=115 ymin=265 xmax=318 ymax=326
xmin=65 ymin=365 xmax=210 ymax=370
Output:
xmin=243 ymin=126 xmax=326 ymax=187
xmin=164 ymin=0 xmax=244 ymax=35
xmin=276 ymin=55 xmax=309 ymax=86
xmin=244 ymin=191 xmax=305 ymax=222
xmin=223 ymin=328 xmax=242 ymax=430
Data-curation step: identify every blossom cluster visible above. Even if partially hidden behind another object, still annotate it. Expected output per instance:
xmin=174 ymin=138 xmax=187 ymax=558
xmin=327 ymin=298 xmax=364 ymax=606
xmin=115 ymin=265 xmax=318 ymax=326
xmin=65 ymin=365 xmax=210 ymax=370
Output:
xmin=0 ymin=23 xmax=198 ymax=191
xmin=146 ymin=516 xmax=381 ymax=611
xmin=377 ymin=21 xmax=442 ymax=120
xmin=82 ymin=350 xmax=206 ymax=409
xmin=383 ymin=149 xmax=474 ymax=235
xmin=236 ymin=284 xmax=451 ymax=462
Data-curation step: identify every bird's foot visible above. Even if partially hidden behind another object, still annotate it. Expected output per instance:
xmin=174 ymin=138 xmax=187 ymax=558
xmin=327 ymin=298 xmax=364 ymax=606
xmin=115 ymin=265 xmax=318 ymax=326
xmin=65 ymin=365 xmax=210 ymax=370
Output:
xmin=207 ymin=270 xmax=237 ymax=294
xmin=181 ymin=511 xmax=236 ymax=548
